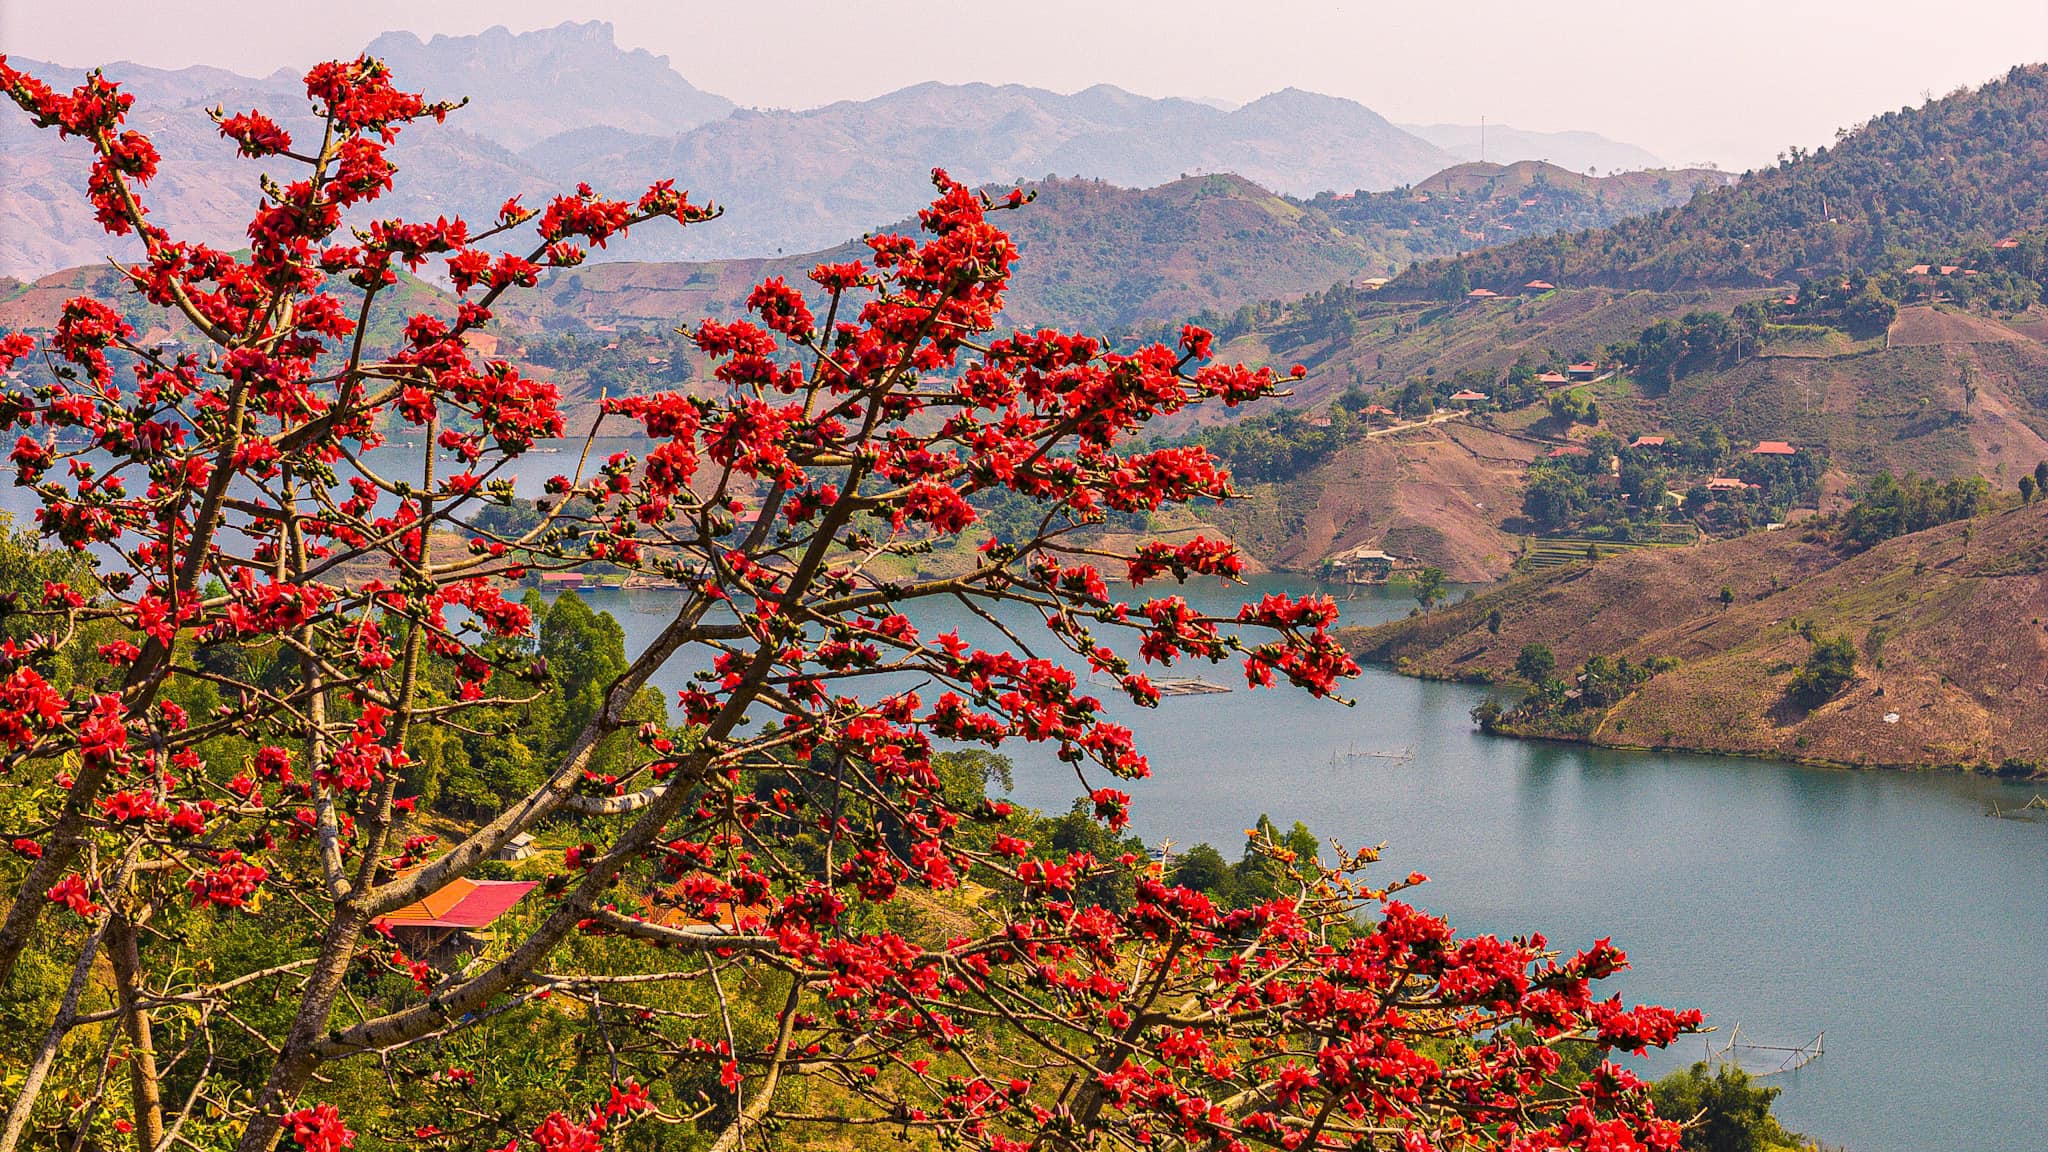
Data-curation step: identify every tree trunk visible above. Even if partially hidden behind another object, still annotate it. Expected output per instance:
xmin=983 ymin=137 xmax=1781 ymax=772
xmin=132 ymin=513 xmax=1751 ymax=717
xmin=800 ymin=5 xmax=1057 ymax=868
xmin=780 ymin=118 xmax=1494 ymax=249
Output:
xmin=108 ymin=916 xmax=164 ymax=1152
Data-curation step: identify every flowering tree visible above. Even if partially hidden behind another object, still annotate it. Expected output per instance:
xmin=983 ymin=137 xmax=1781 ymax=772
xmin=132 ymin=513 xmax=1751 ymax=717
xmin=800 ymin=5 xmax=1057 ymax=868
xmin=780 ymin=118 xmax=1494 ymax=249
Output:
xmin=0 ymin=55 xmax=1701 ymax=1152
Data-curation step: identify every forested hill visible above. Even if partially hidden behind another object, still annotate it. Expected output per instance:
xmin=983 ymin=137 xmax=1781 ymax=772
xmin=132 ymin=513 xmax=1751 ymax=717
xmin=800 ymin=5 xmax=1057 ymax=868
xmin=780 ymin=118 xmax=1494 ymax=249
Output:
xmin=491 ymin=165 xmax=1715 ymax=337
xmin=1387 ymin=64 xmax=2048 ymax=295
xmin=490 ymin=175 xmax=1384 ymax=337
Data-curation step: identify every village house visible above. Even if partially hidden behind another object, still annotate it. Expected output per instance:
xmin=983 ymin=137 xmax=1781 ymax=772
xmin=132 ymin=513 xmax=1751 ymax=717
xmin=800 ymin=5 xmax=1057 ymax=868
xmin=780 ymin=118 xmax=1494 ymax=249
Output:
xmin=1750 ymin=440 xmax=1798 ymax=456
xmin=490 ymin=832 xmax=537 ymax=862
xmin=1522 ymin=280 xmax=1556 ymax=293
xmin=1325 ymin=545 xmax=1397 ymax=585
xmin=1448 ymin=388 xmax=1489 ymax=403
xmin=1705 ymin=477 xmax=1750 ymax=492
xmin=375 ymin=876 xmax=539 ymax=964
xmin=1535 ymin=371 xmax=1569 ymax=386
xmin=1629 ymin=434 xmax=1669 ymax=449
xmin=1566 ymin=361 xmax=1599 ymax=382
xmin=1465 ymin=288 xmax=1501 ymax=301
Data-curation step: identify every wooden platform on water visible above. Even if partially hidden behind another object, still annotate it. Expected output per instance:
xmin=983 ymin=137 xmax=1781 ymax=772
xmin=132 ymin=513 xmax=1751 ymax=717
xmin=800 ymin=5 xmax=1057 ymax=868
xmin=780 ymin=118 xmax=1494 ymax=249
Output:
xmin=1153 ymin=677 xmax=1231 ymax=697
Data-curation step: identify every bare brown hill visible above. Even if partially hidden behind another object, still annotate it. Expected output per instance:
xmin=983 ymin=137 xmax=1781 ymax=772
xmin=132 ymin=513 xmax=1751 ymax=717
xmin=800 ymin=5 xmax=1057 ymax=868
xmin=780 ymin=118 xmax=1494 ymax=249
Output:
xmin=1345 ymin=501 xmax=2048 ymax=770
xmin=1199 ymin=421 xmax=1537 ymax=582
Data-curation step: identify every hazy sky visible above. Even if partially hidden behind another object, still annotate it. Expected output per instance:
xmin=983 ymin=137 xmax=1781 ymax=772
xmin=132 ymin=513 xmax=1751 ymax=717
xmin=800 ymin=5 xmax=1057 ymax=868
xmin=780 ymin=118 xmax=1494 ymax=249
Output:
xmin=5 ymin=0 xmax=2046 ymax=168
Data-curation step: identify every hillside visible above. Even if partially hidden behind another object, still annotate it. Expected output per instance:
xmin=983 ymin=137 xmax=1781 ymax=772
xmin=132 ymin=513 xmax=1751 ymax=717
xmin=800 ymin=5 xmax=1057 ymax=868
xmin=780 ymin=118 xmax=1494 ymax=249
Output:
xmin=496 ymin=166 xmax=1717 ymax=339
xmin=1387 ymin=63 xmax=2048 ymax=295
xmin=491 ymin=174 xmax=1388 ymax=336
xmin=1180 ymin=66 xmax=2048 ymax=522
xmin=1197 ymin=420 xmax=1539 ymax=583
xmin=1344 ymin=500 xmax=2048 ymax=771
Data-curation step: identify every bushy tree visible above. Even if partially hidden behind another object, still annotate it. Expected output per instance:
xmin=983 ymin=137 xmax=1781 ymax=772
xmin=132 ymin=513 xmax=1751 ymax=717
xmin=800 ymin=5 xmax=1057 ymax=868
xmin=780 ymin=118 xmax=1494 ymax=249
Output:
xmin=1650 ymin=1063 xmax=1800 ymax=1152
xmin=1789 ymin=632 xmax=1859 ymax=707
xmin=1413 ymin=564 xmax=1448 ymax=612
xmin=1841 ymin=471 xmax=1989 ymax=548
xmin=1517 ymin=643 xmax=1559 ymax=684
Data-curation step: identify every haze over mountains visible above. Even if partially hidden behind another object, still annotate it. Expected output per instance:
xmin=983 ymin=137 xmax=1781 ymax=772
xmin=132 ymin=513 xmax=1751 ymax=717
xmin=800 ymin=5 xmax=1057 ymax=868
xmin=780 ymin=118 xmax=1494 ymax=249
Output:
xmin=1398 ymin=122 xmax=1668 ymax=175
xmin=0 ymin=19 xmax=1676 ymax=278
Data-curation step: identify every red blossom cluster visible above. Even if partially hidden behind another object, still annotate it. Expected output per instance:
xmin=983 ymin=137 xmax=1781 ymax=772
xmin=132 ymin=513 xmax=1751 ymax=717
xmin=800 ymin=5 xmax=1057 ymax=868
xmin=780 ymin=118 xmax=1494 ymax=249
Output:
xmin=0 ymin=51 xmax=1707 ymax=1152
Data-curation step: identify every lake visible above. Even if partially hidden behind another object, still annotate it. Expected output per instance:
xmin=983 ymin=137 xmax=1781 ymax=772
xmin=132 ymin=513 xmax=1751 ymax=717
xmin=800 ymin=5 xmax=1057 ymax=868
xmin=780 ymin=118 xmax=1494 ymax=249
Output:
xmin=574 ymin=576 xmax=2048 ymax=1152
xmin=9 ymin=440 xmax=2045 ymax=1151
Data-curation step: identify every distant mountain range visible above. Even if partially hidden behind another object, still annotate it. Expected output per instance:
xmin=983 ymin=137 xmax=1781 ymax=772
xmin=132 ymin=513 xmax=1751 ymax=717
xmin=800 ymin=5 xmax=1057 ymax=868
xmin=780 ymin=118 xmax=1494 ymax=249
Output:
xmin=0 ymin=20 xmax=1669 ymax=279
xmin=365 ymin=22 xmax=735 ymax=150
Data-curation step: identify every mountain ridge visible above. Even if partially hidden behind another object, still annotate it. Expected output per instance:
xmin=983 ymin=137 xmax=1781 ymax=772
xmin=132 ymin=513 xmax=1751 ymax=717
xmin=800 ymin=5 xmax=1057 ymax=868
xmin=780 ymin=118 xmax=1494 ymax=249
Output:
xmin=0 ymin=20 xmax=1648 ymax=279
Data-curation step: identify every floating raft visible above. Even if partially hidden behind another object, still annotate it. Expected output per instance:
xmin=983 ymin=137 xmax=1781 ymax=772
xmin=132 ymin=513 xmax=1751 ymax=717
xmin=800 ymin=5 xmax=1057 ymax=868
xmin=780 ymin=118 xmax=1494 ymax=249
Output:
xmin=1153 ymin=677 xmax=1231 ymax=697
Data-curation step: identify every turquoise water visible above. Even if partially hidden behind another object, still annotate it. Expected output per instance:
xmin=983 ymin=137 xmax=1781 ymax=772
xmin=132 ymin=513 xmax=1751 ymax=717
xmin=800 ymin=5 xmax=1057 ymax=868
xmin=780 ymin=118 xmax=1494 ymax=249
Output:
xmin=11 ymin=443 xmax=2046 ymax=1150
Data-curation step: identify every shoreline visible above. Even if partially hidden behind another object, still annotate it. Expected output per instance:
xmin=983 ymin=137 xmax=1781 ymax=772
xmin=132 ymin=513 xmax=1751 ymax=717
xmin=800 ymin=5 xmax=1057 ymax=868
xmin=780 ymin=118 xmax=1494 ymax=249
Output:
xmin=1366 ymin=656 xmax=2046 ymax=778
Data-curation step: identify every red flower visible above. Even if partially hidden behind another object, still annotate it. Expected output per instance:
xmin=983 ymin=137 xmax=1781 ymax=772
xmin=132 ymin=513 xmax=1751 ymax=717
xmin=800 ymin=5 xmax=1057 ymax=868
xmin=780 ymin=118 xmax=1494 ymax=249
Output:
xmin=282 ymin=1103 xmax=354 ymax=1152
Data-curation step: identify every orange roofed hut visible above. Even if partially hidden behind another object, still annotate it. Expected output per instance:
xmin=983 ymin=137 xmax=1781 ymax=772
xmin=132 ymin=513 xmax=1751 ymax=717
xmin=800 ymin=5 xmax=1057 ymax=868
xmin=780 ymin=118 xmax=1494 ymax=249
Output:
xmin=374 ymin=876 xmax=538 ymax=962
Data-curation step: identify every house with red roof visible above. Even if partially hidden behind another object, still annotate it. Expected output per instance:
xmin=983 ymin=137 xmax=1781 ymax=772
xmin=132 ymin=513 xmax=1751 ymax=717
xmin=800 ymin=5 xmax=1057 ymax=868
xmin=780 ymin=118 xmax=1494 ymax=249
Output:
xmin=1629 ymin=435 xmax=1668 ymax=449
xmin=1567 ymin=362 xmax=1599 ymax=381
xmin=1523 ymin=280 xmax=1556 ymax=293
xmin=1750 ymin=441 xmax=1797 ymax=456
xmin=1465 ymin=288 xmax=1500 ymax=301
xmin=375 ymin=876 xmax=539 ymax=961
xmin=1448 ymin=389 xmax=1489 ymax=402
xmin=1535 ymin=371 xmax=1569 ymax=386
xmin=1546 ymin=444 xmax=1591 ymax=458
xmin=1705 ymin=477 xmax=1750 ymax=492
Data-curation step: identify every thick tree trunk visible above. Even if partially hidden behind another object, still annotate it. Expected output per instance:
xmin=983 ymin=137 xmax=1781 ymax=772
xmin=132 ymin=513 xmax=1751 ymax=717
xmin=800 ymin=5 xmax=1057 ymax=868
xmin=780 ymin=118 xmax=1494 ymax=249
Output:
xmin=108 ymin=916 xmax=165 ymax=1152
xmin=233 ymin=907 xmax=370 ymax=1152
